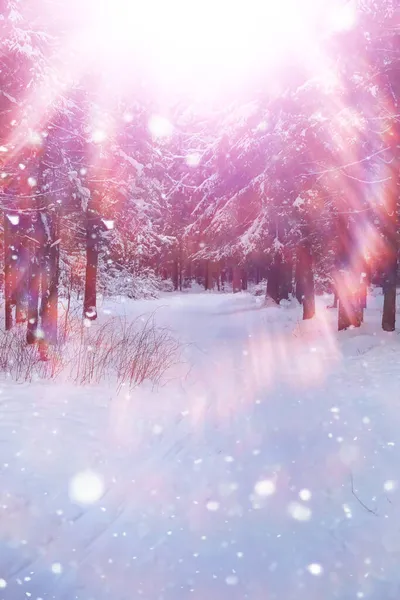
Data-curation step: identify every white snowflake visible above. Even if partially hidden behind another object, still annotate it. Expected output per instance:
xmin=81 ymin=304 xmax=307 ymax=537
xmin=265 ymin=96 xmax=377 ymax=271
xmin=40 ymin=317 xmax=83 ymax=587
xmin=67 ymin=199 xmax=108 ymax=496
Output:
xmin=254 ymin=479 xmax=275 ymax=497
xmin=69 ymin=470 xmax=104 ymax=505
xmin=51 ymin=563 xmax=63 ymax=575
xmin=307 ymin=563 xmax=323 ymax=576
xmin=288 ymin=502 xmax=312 ymax=521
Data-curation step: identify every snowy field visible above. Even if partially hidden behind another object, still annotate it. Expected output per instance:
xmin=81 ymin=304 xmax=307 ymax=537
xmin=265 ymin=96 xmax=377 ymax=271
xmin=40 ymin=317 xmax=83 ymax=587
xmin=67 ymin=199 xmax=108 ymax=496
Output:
xmin=1 ymin=291 xmax=400 ymax=599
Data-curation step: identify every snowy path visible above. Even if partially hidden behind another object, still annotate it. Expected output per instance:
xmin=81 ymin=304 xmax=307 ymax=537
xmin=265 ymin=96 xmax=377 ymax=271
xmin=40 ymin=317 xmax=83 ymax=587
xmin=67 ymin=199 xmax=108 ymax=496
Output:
xmin=1 ymin=292 xmax=400 ymax=599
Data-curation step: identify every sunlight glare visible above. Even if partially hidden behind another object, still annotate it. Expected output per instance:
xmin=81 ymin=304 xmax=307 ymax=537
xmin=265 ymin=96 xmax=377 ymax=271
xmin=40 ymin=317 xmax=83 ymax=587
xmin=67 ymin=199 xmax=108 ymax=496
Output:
xmin=148 ymin=115 xmax=173 ymax=138
xmin=330 ymin=0 xmax=357 ymax=32
xmin=79 ymin=0 xmax=332 ymax=88
xmin=91 ymin=129 xmax=107 ymax=144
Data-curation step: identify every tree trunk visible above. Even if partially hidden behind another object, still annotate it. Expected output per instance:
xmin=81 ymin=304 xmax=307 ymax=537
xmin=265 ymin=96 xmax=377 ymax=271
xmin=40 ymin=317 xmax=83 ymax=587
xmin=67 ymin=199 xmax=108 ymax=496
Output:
xmin=84 ymin=212 xmax=99 ymax=321
xmin=41 ymin=234 xmax=60 ymax=346
xmin=14 ymin=216 xmax=28 ymax=324
xmin=221 ymin=268 xmax=226 ymax=291
xmin=295 ymin=274 xmax=303 ymax=304
xmin=338 ymin=292 xmax=352 ymax=331
xmin=303 ymin=265 xmax=315 ymax=320
xmin=172 ymin=257 xmax=179 ymax=291
xmin=281 ymin=257 xmax=293 ymax=301
xmin=337 ymin=269 xmax=362 ymax=331
xmin=332 ymin=289 xmax=338 ymax=308
xmin=204 ymin=260 xmax=212 ymax=290
xmin=382 ymin=255 xmax=397 ymax=332
xmin=216 ymin=263 xmax=221 ymax=291
xmin=84 ymin=244 xmax=98 ymax=320
xmin=296 ymin=244 xmax=315 ymax=320
xmin=26 ymin=249 xmax=40 ymax=345
xmin=4 ymin=213 xmax=13 ymax=331
xmin=232 ymin=266 xmax=241 ymax=293
xmin=15 ymin=245 xmax=28 ymax=325
xmin=266 ymin=254 xmax=281 ymax=304
xmin=360 ymin=263 xmax=370 ymax=310
xmin=178 ymin=242 xmax=183 ymax=291
xmin=241 ymin=268 xmax=248 ymax=291
xmin=381 ymin=135 xmax=399 ymax=330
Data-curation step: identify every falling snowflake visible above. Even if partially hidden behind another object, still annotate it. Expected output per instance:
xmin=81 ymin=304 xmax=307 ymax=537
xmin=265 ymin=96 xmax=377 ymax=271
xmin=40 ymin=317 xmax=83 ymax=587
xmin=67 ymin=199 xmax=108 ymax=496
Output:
xmin=51 ymin=563 xmax=63 ymax=575
xmin=299 ymin=489 xmax=311 ymax=501
xmin=206 ymin=500 xmax=220 ymax=512
xmin=384 ymin=480 xmax=397 ymax=492
xmin=225 ymin=575 xmax=239 ymax=586
xmin=288 ymin=502 xmax=312 ymax=521
xmin=254 ymin=479 xmax=276 ymax=497
xmin=307 ymin=563 xmax=323 ymax=576
xmin=69 ymin=470 xmax=104 ymax=505
xmin=343 ymin=503 xmax=352 ymax=518
xmin=0 ymin=579 xmax=7 ymax=589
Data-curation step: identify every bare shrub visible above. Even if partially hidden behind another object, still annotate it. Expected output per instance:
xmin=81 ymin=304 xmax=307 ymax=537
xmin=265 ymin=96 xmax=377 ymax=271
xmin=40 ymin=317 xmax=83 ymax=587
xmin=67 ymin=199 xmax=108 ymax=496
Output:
xmin=0 ymin=307 xmax=181 ymax=389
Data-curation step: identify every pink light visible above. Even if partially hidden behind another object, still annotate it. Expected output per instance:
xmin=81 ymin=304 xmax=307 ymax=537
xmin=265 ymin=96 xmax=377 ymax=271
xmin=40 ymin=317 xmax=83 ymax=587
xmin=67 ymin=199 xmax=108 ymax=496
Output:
xmin=148 ymin=115 xmax=173 ymax=139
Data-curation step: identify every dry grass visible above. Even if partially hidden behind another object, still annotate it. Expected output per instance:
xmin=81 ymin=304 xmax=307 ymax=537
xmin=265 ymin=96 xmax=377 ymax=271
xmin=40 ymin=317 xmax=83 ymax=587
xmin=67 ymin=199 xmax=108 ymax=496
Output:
xmin=0 ymin=306 xmax=182 ymax=389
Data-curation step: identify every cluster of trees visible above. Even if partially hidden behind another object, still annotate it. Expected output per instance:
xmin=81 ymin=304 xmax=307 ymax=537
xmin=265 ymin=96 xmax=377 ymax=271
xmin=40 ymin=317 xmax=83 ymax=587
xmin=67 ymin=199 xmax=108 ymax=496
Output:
xmin=0 ymin=0 xmax=399 ymax=357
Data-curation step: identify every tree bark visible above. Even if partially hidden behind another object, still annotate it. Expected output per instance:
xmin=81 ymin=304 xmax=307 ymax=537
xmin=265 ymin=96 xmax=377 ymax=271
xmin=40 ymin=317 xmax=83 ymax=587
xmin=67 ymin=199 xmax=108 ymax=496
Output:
xmin=296 ymin=243 xmax=315 ymax=319
xmin=4 ymin=213 xmax=13 ymax=331
xmin=303 ymin=251 xmax=315 ymax=320
xmin=220 ymin=268 xmax=226 ymax=291
xmin=382 ymin=255 xmax=397 ymax=332
xmin=172 ymin=257 xmax=179 ymax=291
xmin=266 ymin=254 xmax=281 ymax=304
xmin=204 ymin=260 xmax=211 ymax=290
xmin=41 ymin=218 xmax=60 ymax=346
xmin=281 ymin=257 xmax=293 ymax=301
xmin=178 ymin=240 xmax=183 ymax=291
xmin=381 ymin=171 xmax=398 ymax=331
xmin=241 ymin=268 xmax=248 ymax=291
xmin=26 ymin=249 xmax=40 ymax=345
xmin=232 ymin=266 xmax=241 ymax=293
xmin=338 ymin=290 xmax=352 ymax=331
xmin=337 ymin=269 xmax=362 ymax=331
xmin=15 ymin=246 xmax=28 ymax=325
xmin=332 ymin=289 xmax=338 ymax=308
xmin=84 ymin=212 xmax=99 ymax=321
xmin=14 ymin=216 xmax=28 ymax=324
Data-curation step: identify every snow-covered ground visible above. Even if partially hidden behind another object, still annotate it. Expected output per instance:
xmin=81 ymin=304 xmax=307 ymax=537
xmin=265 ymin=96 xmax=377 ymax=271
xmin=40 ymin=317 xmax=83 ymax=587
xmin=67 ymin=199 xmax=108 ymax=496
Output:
xmin=1 ymin=291 xmax=400 ymax=599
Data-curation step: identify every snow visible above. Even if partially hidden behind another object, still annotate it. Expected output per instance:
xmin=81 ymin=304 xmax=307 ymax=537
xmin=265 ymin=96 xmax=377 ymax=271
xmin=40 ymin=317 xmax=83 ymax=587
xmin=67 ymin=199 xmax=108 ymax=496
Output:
xmin=293 ymin=195 xmax=305 ymax=208
xmin=6 ymin=214 xmax=19 ymax=226
xmin=115 ymin=148 xmax=144 ymax=176
xmin=0 ymin=291 xmax=400 ymax=598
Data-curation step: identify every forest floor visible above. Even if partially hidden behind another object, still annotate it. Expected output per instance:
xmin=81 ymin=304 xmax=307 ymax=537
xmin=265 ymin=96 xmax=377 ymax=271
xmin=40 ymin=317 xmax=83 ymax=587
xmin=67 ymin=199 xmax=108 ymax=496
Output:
xmin=1 ymin=291 xmax=400 ymax=599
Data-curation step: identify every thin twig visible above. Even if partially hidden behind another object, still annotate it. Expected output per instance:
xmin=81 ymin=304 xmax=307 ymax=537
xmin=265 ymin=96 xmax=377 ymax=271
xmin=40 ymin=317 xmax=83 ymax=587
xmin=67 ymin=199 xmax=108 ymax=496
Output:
xmin=350 ymin=473 xmax=378 ymax=516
